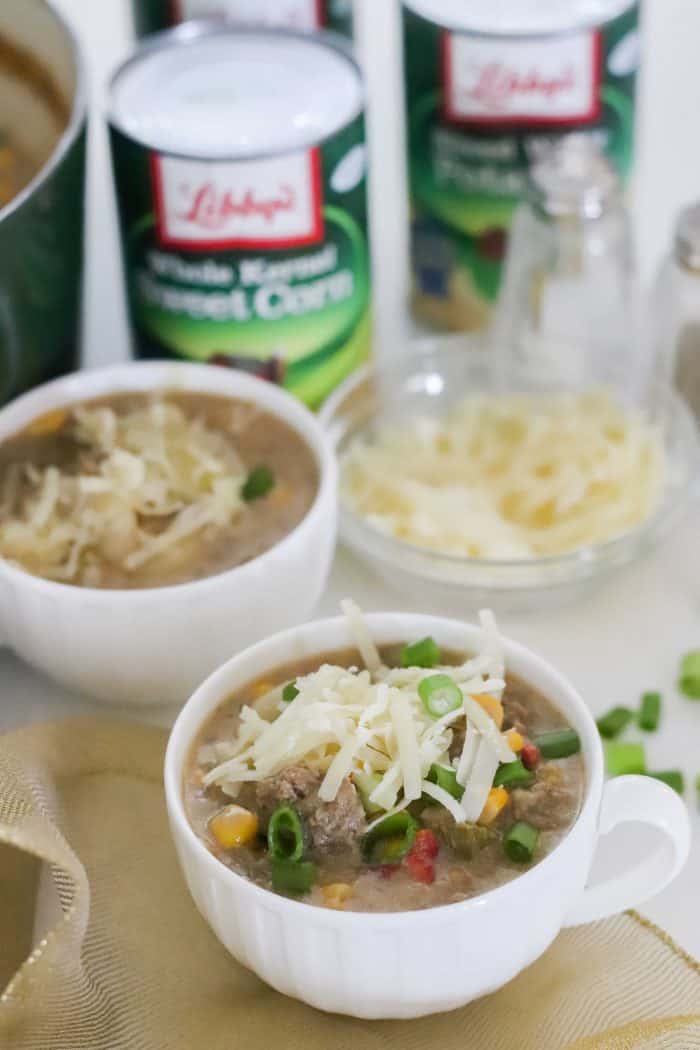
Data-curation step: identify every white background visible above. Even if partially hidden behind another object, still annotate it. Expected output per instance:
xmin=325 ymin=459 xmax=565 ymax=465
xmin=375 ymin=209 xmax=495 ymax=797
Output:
xmin=2 ymin=0 xmax=699 ymax=958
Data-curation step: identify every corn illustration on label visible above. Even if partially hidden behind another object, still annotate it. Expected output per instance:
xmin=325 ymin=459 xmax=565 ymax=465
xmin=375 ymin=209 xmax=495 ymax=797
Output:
xmin=402 ymin=1 xmax=640 ymax=332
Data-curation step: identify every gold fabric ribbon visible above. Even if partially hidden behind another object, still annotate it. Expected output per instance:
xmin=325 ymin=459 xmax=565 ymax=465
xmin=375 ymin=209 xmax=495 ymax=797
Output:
xmin=1 ymin=720 xmax=699 ymax=1050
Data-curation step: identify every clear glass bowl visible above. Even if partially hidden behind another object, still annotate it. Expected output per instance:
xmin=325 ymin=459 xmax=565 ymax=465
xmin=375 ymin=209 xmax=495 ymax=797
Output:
xmin=321 ymin=337 xmax=700 ymax=612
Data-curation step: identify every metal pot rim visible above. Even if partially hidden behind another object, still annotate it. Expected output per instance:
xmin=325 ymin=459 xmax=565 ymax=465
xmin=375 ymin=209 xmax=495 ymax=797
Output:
xmin=0 ymin=0 xmax=88 ymax=226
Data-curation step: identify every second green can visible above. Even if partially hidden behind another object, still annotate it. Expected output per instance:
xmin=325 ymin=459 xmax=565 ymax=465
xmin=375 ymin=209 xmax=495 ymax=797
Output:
xmin=132 ymin=0 xmax=353 ymax=38
xmin=403 ymin=0 xmax=641 ymax=332
xmin=109 ymin=26 xmax=370 ymax=408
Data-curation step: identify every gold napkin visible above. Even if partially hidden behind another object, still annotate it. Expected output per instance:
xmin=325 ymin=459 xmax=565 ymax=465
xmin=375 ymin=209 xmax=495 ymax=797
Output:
xmin=1 ymin=720 xmax=699 ymax=1050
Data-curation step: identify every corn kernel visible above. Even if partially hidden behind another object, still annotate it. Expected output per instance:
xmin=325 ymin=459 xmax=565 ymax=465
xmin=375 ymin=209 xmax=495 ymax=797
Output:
xmin=209 ymin=805 xmax=259 ymax=849
xmin=505 ymin=729 xmax=524 ymax=753
xmin=478 ymin=786 xmax=509 ymax=827
xmin=252 ymin=680 xmax=274 ymax=699
xmin=322 ymin=883 xmax=354 ymax=910
xmin=27 ymin=409 xmax=68 ymax=437
xmin=473 ymin=694 xmax=504 ymax=730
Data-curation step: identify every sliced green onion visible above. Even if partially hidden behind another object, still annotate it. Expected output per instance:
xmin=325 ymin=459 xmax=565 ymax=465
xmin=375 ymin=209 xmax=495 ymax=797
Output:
xmin=241 ymin=465 xmax=275 ymax=502
xmin=679 ymin=652 xmax=700 ymax=699
xmin=638 ymin=692 xmax=661 ymax=731
xmin=267 ymin=805 xmax=305 ymax=862
xmin=281 ymin=683 xmax=299 ymax=704
xmin=533 ymin=728 xmax=581 ymax=760
xmin=428 ymin=763 xmax=464 ymax=801
xmin=401 ymin=637 xmax=441 ymax=668
xmin=503 ymin=822 xmax=539 ymax=864
xmin=361 ymin=811 xmax=417 ymax=865
xmin=271 ymin=859 xmax=316 ymax=896
xmin=604 ymin=741 xmax=646 ymax=777
xmin=493 ymin=759 xmax=535 ymax=789
xmin=353 ymin=771 xmax=384 ymax=816
xmin=419 ymin=674 xmax=463 ymax=719
xmin=649 ymin=770 xmax=685 ymax=794
xmin=596 ymin=706 xmax=635 ymax=739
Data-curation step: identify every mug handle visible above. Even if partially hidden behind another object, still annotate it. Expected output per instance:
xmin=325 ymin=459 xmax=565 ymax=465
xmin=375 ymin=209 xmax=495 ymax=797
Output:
xmin=564 ymin=775 xmax=691 ymax=927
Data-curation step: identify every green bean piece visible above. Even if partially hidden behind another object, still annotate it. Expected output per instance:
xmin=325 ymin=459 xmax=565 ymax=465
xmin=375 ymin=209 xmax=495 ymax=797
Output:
xmin=419 ymin=674 xmax=463 ymax=718
xmin=401 ymin=637 xmax=441 ymax=668
xmin=503 ymin=822 xmax=539 ymax=864
xmin=604 ymin=742 xmax=646 ymax=777
xmin=596 ymin=706 xmax=635 ymax=739
xmin=493 ymin=759 xmax=535 ymax=789
xmin=241 ymin=465 xmax=275 ymax=502
xmin=282 ymin=683 xmax=299 ymax=703
xmin=361 ymin=811 xmax=417 ymax=865
xmin=271 ymin=859 xmax=316 ymax=896
xmin=649 ymin=771 xmax=685 ymax=794
xmin=533 ymin=728 xmax=581 ymax=759
xmin=267 ymin=805 xmax=305 ymax=862
xmin=638 ymin=692 xmax=662 ymax=731
xmin=428 ymin=764 xmax=464 ymax=801
xmin=679 ymin=652 xmax=700 ymax=699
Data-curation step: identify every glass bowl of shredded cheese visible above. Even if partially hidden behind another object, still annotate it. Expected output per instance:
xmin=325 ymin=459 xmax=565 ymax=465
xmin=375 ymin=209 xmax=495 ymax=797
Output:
xmin=322 ymin=338 xmax=699 ymax=610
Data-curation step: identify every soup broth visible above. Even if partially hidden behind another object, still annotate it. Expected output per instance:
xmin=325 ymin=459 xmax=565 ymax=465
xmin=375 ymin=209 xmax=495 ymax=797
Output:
xmin=186 ymin=644 xmax=585 ymax=913
xmin=0 ymin=391 xmax=319 ymax=589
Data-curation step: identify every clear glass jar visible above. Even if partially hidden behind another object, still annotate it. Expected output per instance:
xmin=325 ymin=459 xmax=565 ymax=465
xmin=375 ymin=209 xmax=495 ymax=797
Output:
xmin=653 ymin=203 xmax=700 ymax=422
xmin=493 ymin=134 xmax=640 ymax=389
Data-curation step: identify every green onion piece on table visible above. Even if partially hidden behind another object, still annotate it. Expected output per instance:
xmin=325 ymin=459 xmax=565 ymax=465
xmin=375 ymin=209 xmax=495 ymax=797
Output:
xmin=596 ymin=706 xmax=635 ymax=739
xmin=401 ymin=637 xmax=441 ymax=668
xmin=533 ymin=728 xmax=581 ymax=759
xmin=649 ymin=771 xmax=685 ymax=794
xmin=282 ymin=683 xmax=299 ymax=704
xmin=679 ymin=652 xmax=700 ymax=699
xmin=353 ymin=771 xmax=384 ymax=815
xmin=604 ymin=742 xmax=646 ymax=777
xmin=268 ymin=805 xmax=305 ymax=862
xmin=418 ymin=674 xmax=463 ymax=718
xmin=271 ymin=859 xmax=316 ymax=896
xmin=428 ymin=764 xmax=464 ymax=801
xmin=493 ymin=759 xmax=535 ymax=789
xmin=503 ymin=822 xmax=539 ymax=864
xmin=362 ymin=811 xmax=417 ymax=865
xmin=241 ymin=465 xmax=275 ymax=502
xmin=638 ymin=692 xmax=662 ymax=731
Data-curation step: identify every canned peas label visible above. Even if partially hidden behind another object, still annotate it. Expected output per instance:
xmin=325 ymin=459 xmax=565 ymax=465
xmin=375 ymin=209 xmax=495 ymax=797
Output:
xmin=111 ymin=114 xmax=370 ymax=408
xmin=403 ymin=3 xmax=640 ymax=330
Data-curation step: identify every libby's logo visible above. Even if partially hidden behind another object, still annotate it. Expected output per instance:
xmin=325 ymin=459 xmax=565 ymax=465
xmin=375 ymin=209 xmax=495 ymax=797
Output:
xmin=443 ymin=31 xmax=601 ymax=126
xmin=151 ymin=151 xmax=324 ymax=250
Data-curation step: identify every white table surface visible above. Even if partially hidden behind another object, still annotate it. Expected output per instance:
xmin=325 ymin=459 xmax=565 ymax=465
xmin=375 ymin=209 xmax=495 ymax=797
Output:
xmin=2 ymin=0 xmax=699 ymax=959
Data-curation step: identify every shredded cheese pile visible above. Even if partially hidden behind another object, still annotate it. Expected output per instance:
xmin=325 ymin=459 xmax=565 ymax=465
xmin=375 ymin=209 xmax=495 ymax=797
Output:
xmin=0 ymin=399 xmax=248 ymax=585
xmin=202 ymin=601 xmax=515 ymax=826
xmin=341 ymin=390 xmax=664 ymax=559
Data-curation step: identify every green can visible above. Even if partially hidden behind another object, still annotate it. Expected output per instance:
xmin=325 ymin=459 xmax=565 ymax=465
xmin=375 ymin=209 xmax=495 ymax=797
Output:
xmin=403 ymin=0 xmax=641 ymax=332
xmin=0 ymin=0 xmax=87 ymax=405
xmin=132 ymin=0 xmax=353 ymax=38
xmin=109 ymin=26 xmax=370 ymax=409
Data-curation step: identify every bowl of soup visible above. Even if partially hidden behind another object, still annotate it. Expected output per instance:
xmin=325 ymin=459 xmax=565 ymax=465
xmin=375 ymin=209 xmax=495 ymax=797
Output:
xmin=0 ymin=362 xmax=337 ymax=705
xmin=165 ymin=605 xmax=690 ymax=1018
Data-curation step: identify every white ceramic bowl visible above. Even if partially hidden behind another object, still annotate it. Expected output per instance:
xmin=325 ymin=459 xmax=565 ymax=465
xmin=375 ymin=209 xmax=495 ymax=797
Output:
xmin=0 ymin=363 xmax=337 ymax=706
xmin=165 ymin=612 xmax=690 ymax=1019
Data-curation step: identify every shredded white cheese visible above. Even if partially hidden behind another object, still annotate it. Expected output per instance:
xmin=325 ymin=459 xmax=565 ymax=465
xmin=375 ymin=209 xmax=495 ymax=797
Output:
xmin=204 ymin=601 xmax=515 ymax=827
xmin=340 ymin=390 xmax=664 ymax=559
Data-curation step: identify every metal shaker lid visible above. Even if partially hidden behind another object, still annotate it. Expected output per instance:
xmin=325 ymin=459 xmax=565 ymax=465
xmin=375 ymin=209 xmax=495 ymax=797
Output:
xmin=674 ymin=203 xmax=700 ymax=271
xmin=529 ymin=134 xmax=622 ymax=220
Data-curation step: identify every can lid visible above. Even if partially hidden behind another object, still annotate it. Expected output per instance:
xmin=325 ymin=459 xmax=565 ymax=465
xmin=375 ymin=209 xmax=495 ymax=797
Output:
xmin=674 ymin=204 xmax=700 ymax=271
xmin=402 ymin=0 xmax=637 ymax=35
xmin=529 ymin=135 xmax=621 ymax=220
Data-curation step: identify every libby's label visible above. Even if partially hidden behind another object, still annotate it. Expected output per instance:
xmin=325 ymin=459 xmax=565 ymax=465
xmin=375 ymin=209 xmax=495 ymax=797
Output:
xmin=110 ymin=111 xmax=370 ymax=409
xmin=403 ymin=2 xmax=639 ymax=333
xmin=151 ymin=151 xmax=324 ymax=250
xmin=173 ymin=0 xmax=323 ymax=29
xmin=443 ymin=32 xmax=602 ymax=126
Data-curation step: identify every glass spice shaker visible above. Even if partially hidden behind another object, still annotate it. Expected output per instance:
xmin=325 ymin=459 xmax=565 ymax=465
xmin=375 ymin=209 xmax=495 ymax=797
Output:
xmin=652 ymin=203 xmax=700 ymax=422
xmin=492 ymin=134 xmax=640 ymax=389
